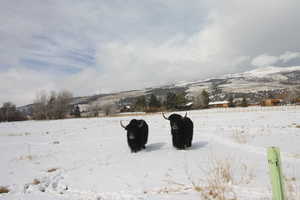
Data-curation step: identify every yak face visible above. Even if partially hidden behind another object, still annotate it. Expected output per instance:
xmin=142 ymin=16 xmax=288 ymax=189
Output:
xmin=168 ymin=114 xmax=184 ymax=134
xmin=121 ymin=119 xmax=148 ymax=153
xmin=123 ymin=119 xmax=144 ymax=139
xmin=128 ymin=132 xmax=135 ymax=139
xmin=163 ymin=112 xmax=193 ymax=149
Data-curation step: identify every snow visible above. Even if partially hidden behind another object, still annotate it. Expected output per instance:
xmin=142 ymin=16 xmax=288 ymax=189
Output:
xmin=1 ymin=107 xmax=300 ymax=200
xmin=185 ymin=102 xmax=193 ymax=106
xmin=245 ymin=66 xmax=300 ymax=77
xmin=220 ymin=66 xmax=300 ymax=80
xmin=208 ymin=101 xmax=229 ymax=105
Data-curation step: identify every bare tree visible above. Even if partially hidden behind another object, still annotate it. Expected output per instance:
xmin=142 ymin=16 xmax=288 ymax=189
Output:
xmin=47 ymin=91 xmax=57 ymax=119
xmin=89 ymin=104 xmax=101 ymax=117
xmin=102 ymin=103 xmax=118 ymax=116
xmin=32 ymin=90 xmax=73 ymax=120
xmin=32 ymin=91 xmax=48 ymax=120
xmin=52 ymin=90 xmax=73 ymax=119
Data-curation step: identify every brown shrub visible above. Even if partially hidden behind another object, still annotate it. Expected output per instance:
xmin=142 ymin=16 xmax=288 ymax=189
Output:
xmin=47 ymin=168 xmax=58 ymax=172
xmin=32 ymin=179 xmax=40 ymax=185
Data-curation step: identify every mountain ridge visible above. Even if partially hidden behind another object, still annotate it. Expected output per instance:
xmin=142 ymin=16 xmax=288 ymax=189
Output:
xmin=18 ymin=66 xmax=300 ymax=113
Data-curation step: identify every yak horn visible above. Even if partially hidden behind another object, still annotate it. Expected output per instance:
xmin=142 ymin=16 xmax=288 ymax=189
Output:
xmin=120 ymin=120 xmax=126 ymax=129
xmin=162 ymin=112 xmax=169 ymax=120
xmin=184 ymin=112 xmax=187 ymax=118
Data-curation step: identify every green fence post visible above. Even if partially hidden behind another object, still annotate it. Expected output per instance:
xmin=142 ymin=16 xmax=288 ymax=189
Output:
xmin=267 ymin=147 xmax=285 ymax=200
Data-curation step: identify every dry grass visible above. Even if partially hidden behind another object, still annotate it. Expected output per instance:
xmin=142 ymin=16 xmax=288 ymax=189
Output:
xmin=7 ymin=132 xmax=30 ymax=136
xmin=32 ymin=178 xmax=40 ymax=185
xmin=143 ymin=181 xmax=192 ymax=195
xmin=143 ymin=156 xmax=254 ymax=199
xmin=231 ymin=129 xmax=248 ymax=144
xmin=156 ymin=185 xmax=191 ymax=194
xmin=189 ymin=157 xmax=254 ymax=200
xmin=284 ymin=176 xmax=300 ymax=200
xmin=0 ymin=186 xmax=9 ymax=194
xmin=19 ymin=155 xmax=33 ymax=160
xmin=18 ymin=144 xmax=33 ymax=160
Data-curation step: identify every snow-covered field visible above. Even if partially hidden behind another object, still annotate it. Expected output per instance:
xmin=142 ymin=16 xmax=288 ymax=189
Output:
xmin=1 ymin=107 xmax=300 ymax=200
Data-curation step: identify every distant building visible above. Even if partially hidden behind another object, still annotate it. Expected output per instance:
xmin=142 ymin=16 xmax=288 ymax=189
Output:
xmin=208 ymin=101 xmax=229 ymax=108
xmin=261 ymin=99 xmax=282 ymax=106
xmin=296 ymin=98 xmax=300 ymax=105
xmin=76 ymin=104 xmax=90 ymax=112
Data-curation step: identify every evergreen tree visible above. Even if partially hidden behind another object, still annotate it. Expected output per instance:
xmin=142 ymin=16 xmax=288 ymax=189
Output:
xmin=175 ymin=92 xmax=187 ymax=106
xmin=0 ymin=102 xmax=26 ymax=122
xmin=149 ymin=94 xmax=161 ymax=108
xmin=165 ymin=92 xmax=177 ymax=109
xmin=135 ymin=96 xmax=146 ymax=111
xmin=241 ymin=97 xmax=248 ymax=107
xmin=228 ymin=95 xmax=235 ymax=107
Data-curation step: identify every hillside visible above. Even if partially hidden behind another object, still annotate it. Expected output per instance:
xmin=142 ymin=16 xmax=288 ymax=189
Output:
xmin=69 ymin=66 xmax=300 ymax=107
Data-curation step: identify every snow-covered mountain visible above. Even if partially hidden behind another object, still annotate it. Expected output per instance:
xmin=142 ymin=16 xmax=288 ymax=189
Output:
xmin=183 ymin=66 xmax=300 ymax=100
xmin=18 ymin=66 xmax=300 ymax=113
xmin=78 ymin=66 xmax=300 ymax=106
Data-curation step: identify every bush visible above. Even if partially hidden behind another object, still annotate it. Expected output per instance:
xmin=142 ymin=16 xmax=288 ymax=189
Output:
xmin=149 ymin=94 xmax=161 ymax=108
xmin=0 ymin=102 xmax=27 ymax=122
xmin=189 ymin=156 xmax=254 ymax=200
xmin=0 ymin=186 xmax=9 ymax=194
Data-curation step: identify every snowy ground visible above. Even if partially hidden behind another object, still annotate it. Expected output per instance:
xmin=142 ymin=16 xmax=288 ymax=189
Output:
xmin=0 ymin=106 xmax=300 ymax=200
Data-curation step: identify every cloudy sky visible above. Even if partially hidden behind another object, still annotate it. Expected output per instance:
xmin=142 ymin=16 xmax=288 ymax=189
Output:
xmin=1 ymin=0 xmax=300 ymax=106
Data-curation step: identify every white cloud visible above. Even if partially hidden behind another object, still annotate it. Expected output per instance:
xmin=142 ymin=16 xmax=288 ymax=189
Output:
xmin=0 ymin=68 xmax=56 ymax=106
xmin=251 ymin=51 xmax=300 ymax=67
xmin=279 ymin=51 xmax=300 ymax=63
xmin=1 ymin=0 xmax=300 ymax=105
xmin=251 ymin=54 xmax=279 ymax=67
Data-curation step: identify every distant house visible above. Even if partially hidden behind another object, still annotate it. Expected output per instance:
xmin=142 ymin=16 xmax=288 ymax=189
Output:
xmin=76 ymin=104 xmax=90 ymax=112
xmin=261 ymin=99 xmax=282 ymax=106
xmin=208 ymin=101 xmax=229 ymax=108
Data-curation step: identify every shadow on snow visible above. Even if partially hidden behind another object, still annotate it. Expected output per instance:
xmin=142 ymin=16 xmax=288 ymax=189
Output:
xmin=145 ymin=142 xmax=166 ymax=152
xmin=187 ymin=141 xmax=209 ymax=150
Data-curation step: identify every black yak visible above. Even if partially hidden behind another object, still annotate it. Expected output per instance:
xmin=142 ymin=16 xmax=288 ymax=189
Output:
xmin=162 ymin=112 xmax=193 ymax=149
xmin=120 ymin=119 xmax=148 ymax=152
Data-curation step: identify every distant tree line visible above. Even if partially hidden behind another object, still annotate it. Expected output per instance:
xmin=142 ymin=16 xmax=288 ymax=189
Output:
xmin=134 ymin=92 xmax=192 ymax=112
xmin=32 ymin=90 xmax=73 ymax=120
xmin=0 ymin=102 xmax=27 ymax=122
